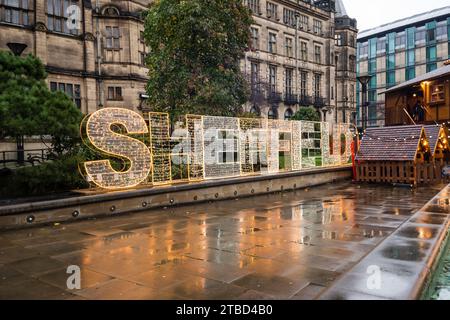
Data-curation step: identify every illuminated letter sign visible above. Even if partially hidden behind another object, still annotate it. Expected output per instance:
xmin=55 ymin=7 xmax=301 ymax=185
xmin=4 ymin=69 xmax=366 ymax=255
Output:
xmin=84 ymin=108 xmax=151 ymax=189
xmin=81 ymin=108 xmax=355 ymax=191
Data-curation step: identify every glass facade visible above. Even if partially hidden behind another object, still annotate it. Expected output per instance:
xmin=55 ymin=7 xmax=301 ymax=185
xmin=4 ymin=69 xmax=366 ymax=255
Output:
xmin=357 ymin=13 xmax=450 ymax=128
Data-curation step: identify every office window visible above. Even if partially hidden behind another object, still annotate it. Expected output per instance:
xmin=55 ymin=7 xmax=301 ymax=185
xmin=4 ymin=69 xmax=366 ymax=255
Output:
xmin=427 ymin=46 xmax=437 ymax=62
xmin=406 ymin=49 xmax=415 ymax=67
xmin=314 ymin=45 xmax=321 ymax=64
xmin=246 ymin=0 xmax=260 ymax=13
xmin=1 ymin=0 xmax=32 ymax=26
xmin=386 ymin=71 xmax=395 ymax=88
xmin=386 ymin=33 xmax=396 ymax=53
xmin=313 ymin=19 xmax=322 ymax=34
xmin=250 ymin=27 xmax=259 ymax=50
xmin=300 ymin=41 xmax=308 ymax=61
xmin=427 ymin=63 xmax=437 ymax=73
xmin=415 ymin=29 xmax=426 ymax=44
xmin=269 ymin=65 xmax=277 ymax=93
xmin=386 ymin=54 xmax=395 ymax=70
xmin=268 ymin=32 xmax=277 ymax=54
xmin=107 ymin=86 xmax=123 ymax=101
xmin=50 ymin=81 xmax=81 ymax=108
xmin=369 ymin=38 xmax=377 ymax=59
xmin=47 ymin=0 xmax=80 ymax=35
xmin=285 ymin=68 xmax=293 ymax=95
xmin=436 ymin=24 xmax=447 ymax=40
xmin=406 ymin=67 xmax=415 ymax=81
xmin=395 ymin=32 xmax=406 ymax=49
xmin=300 ymin=71 xmax=307 ymax=98
xmin=359 ymin=42 xmax=368 ymax=58
xmin=369 ymin=59 xmax=377 ymax=73
xmin=285 ymin=37 xmax=293 ymax=57
xmin=406 ymin=28 xmax=415 ymax=49
xmin=376 ymin=38 xmax=386 ymax=54
xmin=266 ymin=2 xmax=277 ymax=19
xmin=427 ymin=21 xmax=437 ymax=43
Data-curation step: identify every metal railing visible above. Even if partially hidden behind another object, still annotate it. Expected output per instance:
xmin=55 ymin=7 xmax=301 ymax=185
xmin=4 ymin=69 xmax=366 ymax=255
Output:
xmin=1 ymin=148 xmax=54 ymax=168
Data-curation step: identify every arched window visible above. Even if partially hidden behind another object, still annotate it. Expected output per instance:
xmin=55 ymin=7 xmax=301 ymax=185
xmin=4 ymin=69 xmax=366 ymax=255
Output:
xmin=268 ymin=107 xmax=278 ymax=120
xmin=250 ymin=105 xmax=260 ymax=116
xmin=284 ymin=108 xmax=293 ymax=120
xmin=102 ymin=6 xmax=120 ymax=16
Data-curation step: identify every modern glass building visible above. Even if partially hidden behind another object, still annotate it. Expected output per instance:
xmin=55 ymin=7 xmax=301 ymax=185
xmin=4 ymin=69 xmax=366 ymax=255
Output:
xmin=357 ymin=6 xmax=450 ymax=128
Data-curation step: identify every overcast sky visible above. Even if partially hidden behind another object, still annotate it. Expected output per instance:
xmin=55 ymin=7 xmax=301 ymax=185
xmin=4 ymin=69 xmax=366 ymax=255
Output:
xmin=343 ymin=0 xmax=450 ymax=31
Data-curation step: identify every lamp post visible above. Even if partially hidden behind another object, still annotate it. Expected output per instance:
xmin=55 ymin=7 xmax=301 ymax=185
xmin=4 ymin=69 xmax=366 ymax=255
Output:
xmin=7 ymin=43 xmax=28 ymax=165
xmin=357 ymin=75 xmax=372 ymax=132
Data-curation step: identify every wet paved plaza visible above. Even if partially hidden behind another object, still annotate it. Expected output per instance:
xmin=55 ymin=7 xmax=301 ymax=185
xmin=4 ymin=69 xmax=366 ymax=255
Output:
xmin=0 ymin=181 xmax=445 ymax=300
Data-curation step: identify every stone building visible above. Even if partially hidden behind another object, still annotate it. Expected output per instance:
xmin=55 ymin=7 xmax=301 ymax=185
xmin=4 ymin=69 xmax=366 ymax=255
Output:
xmin=0 ymin=0 xmax=149 ymax=115
xmin=0 ymin=0 xmax=357 ymax=124
xmin=242 ymin=0 xmax=357 ymax=123
xmin=357 ymin=6 xmax=450 ymax=128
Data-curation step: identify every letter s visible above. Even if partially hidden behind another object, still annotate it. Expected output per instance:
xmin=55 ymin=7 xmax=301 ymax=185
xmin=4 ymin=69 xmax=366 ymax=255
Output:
xmin=84 ymin=108 xmax=151 ymax=189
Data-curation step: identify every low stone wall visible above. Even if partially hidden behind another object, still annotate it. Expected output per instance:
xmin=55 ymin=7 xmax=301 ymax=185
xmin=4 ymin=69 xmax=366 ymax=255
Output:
xmin=0 ymin=165 xmax=352 ymax=230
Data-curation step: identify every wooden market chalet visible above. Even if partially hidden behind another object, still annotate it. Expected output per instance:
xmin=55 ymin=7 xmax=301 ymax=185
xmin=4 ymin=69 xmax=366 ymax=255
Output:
xmin=355 ymin=125 xmax=449 ymax=185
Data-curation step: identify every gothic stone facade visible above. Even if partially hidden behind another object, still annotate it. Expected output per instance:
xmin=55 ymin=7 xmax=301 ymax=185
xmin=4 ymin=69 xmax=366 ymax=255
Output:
xmin=243 ymin=0 xmax=357 ymax=123
xmin=0 ymin=0 xmax=357 ymax=125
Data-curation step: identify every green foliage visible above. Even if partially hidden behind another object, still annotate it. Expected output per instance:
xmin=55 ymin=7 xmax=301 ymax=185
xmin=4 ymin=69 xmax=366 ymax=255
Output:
xmin=0 ymin=51 xmax=83 ymax=155
xmin=291 ymin=107 xmax=321 ymax=122
xmin=0 ymin=151 xmax=88 ymax=198
xmin=144 ymin=0 xmax=253 ymax=121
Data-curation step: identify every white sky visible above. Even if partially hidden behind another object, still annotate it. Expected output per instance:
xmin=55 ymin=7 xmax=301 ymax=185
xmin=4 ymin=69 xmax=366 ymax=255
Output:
xmin=343 ymin=0 xmax=450 ymax=31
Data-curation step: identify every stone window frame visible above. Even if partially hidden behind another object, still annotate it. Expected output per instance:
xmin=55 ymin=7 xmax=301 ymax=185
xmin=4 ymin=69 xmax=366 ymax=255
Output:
xmin=50 ymin=81 xmax=82 ymax=109
xmin=268 ymin=64 xmax=277 ymax=94
xmin=300 ymin=41 xmax=308 ymax=61
xmin=314 ymin=44 xmax=322 ymax=64
xmin=107 ymin=86 xmax=123 ymax=101
xmin=313 ymin=19 xmax=323 ymax=35
xmin=0 ymin=0 xmax=32 ymax=26
xmin=105 ymin=25 xmax=121 ymax=50
xmin=250 ymin=27 xmax=259 ymax=50
xmin=284 ymin=67 xmax=294 ymax=95
xmin=266 ymin=1 xmax=278 ymax=20
xmin=268 ymin=31 xmax=277 ymax=54
xmin=138 ymin=30 xmax=148 ymax=66
xmin=284 ymin=35 xmax=294 ymax=58
xmin=47 ymin=0 xmax=80 ymax=35
xmin=300 ymin=71 xmax=308 ymax=98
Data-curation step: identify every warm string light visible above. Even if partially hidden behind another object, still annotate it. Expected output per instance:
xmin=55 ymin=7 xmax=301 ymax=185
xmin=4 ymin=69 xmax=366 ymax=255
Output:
xmin=81 ymin=110 xmax=355 ymax=190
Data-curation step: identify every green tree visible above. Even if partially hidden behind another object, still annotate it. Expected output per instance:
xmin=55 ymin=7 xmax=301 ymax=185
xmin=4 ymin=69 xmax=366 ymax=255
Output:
xmin=291 ymin=107 xmax=321 ymax=122
xmin=0 ymin=51 xmax=82 ymax=155
xmin=144 ymin=0 xmax=253 ymax=121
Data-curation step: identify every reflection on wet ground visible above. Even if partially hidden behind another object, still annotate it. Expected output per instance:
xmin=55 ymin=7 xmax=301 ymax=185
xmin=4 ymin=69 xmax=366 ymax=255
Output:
xmin=0 ymin=181 xmax=444 ymax=300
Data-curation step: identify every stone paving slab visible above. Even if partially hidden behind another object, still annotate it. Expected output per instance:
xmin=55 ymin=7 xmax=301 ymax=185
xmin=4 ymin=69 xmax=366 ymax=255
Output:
xmin=319 ymin=184 xmax=450 ymax=300
xmin=0 ymin=181 xmax=445 ymax=300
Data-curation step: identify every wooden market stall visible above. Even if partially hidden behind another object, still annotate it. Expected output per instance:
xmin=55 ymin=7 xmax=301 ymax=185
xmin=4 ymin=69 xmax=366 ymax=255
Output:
xmin=355 ymin=125 xmax=437 ymax=186
xmin=424 ymin=125 xmax=450 ymax=165
xmin=384 ymin=62 xmax=450 ymax=126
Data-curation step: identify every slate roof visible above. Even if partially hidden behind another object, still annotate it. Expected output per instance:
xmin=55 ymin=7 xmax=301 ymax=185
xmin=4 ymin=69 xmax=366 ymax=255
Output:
xmin=423 ymin=125 xmax=442 ymax=156
xmin=358 ymin=6 xmax=450 ymax=40
xmin=356 ymin=125 xmax=423 ymax=161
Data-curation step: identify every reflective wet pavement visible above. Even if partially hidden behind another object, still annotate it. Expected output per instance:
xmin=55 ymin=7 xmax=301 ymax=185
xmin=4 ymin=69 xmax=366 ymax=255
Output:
xmin=0 ymin=181 xmax=445 ymax=300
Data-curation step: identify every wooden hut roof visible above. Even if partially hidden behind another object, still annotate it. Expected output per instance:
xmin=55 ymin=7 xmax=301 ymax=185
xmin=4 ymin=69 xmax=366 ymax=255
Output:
xmin=423 ymin=125 xmax=442 ymax=156
xmin=356 ymin=125 xmax=424 ymax=161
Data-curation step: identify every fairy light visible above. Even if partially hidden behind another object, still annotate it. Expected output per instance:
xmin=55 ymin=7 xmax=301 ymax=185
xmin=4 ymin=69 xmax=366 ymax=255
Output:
xmin=82 ymin=109 xmax=354 ymax=190
xmin=83 ymin=108 xmax=152 ymax=190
